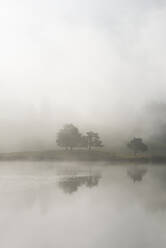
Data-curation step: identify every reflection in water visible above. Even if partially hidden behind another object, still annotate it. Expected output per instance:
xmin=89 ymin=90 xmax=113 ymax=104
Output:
xmin=1 ymin=162 xmax=166 ymax=248
xmin=127 ymin=166 xmax=147 ymax=182
xmin=59 ymin=174 xmax=101 ymax=194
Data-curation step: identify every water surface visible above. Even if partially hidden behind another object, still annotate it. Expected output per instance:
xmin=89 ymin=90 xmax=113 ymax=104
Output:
xmin=0 ymin=161 xmax=166 ymax=248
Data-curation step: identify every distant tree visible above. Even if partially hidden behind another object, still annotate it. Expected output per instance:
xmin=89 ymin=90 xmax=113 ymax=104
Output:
xmin=127 ymin=137 xmax=148 ymax=155
xmin=86 ymin=131 xmax=103 ymax=151
xmin=56 ymin=124 xmax=81 ymax=150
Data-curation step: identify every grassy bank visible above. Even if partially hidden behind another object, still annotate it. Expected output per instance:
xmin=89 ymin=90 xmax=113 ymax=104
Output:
xmin=0 ymin=150 xmax=165 ymax=163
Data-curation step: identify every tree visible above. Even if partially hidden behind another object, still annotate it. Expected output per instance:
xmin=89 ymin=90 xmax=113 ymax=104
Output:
xmin=127 ymin=137 xmax=148 ymax=155
xmin=56 ymin=124 xmax=81 ymax=150
xmin=86 ymin=131 xmax=103 ymax=151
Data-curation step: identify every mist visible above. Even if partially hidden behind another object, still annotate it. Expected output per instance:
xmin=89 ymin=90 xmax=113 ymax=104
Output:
xmin=0 ymin=0 xmax=166 ymax=152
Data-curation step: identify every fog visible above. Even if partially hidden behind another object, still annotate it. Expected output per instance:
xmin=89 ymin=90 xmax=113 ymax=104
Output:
xmin=0 ymin=0 xmax=166 ymax=151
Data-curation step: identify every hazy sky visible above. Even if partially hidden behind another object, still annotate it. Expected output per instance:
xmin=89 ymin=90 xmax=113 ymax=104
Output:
xmin=0 ymin=0 xmax=165 ymax=150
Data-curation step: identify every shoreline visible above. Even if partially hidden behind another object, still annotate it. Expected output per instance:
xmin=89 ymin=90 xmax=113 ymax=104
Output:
xmin=0 ymin=150 xmax=165 ymax=164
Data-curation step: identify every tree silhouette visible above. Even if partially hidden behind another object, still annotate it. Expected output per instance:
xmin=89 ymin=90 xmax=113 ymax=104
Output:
xmin=56 ymin=124 xmax=81 ymax=150
xmin=86 ymin=131 xmax=103 ymax=151
xmin=127 ymin=137 xmax=148 ymax=155
xmin=57 ymin=125 xmax=103 ymax=151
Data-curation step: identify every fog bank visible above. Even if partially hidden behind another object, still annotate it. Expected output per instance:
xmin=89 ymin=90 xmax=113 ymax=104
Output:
xmin=0 ymin=0 xmax=165 ymax=151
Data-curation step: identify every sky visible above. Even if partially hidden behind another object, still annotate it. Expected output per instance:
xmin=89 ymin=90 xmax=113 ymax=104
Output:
xmin=0 ymin=0 xmax=165 ymax=151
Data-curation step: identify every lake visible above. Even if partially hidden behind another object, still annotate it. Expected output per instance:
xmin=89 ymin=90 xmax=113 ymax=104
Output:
xmin=0 ymin=161 xmax=165 ymax=248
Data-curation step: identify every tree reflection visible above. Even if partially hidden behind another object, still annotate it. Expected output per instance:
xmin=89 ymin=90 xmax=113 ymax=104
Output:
xmin=127 ymin=167 xmax=147 ymax=183
xmin=59 ymin=174 xmax=101 ymax=194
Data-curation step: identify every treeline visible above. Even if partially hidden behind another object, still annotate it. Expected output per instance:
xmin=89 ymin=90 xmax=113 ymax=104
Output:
xmin=56 ymin=124 xmax=149 ymax=156
xmin=56 ymin=124 xmax=103 ymax=151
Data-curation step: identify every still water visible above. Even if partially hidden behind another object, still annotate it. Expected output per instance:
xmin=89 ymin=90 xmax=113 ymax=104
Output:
xmin=0 ymin=161 xmax=166 ymax=248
